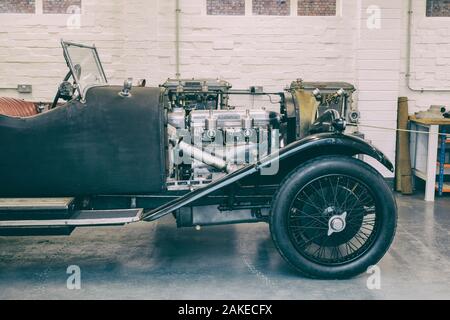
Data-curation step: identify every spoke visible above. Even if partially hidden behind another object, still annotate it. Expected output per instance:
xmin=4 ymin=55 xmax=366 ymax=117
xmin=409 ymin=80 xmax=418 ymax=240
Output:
xmin=294 ymin=198 xmax=323 ymax=213
xmin=301 ymin=218 xmax=324 ymax=229
xmin=290 ymin=226 xmax=328 ymax=230
xmin=338 ymin=178 xmax=355 ymax=211
xmin=358 ymin=227 xmax=372 ymax=237
xmin=343 ymin=177 xmax=352 ymax=207
xmin=312 ymin=245 xmax=322 ymax=258
xmin=349 ymin=215 xmax=376 ymax=223
xmin=316 ymin=234 xmax=330 ymax=260
xmin=291 ymin=218 xmax=326 ymax=237
xmin=317 ymin=245 xmax=327 ymax=260
xmin=347 ymin=240 xmax=359 ymax=253
xmin=317 ymin=178 xmax=329 ymax=206
xmin=288 ymin=174 xmax=379 ymax=265
xmin=346 ymin=211 xmax=365 ymax=221
xmin=361 ymin=222 xmax=376 ymax=227
xmin=354 ymin=232 xmax=369 ymax=244
xmin=333 ymin=246 xmax=342 ymax=261
xmin=344 ymin=185 xmax=374 ymax=215
xmin=328 ymin=177 xmax=338 ymax=207
xmin=290 ymin=209 xmax=328 ymax=226
xmin=297 ymin=191 xmax=324 ymax=213
xmin=330 ymin=246 xmax=337 ymax=260
xmin=297 ymin=232 xmax=326 ymax=249
xmin=352 ymin=233 xmax=365 ymax=247
xmin=289 ymin=217 xmax=323 ymax=229
xmin=346 ymin=220 xmax=365 ymax=227
xmin=346 ymin=207 xmax=367 ymax=214
xmin=344 ymin=242 xmax=350 ymax=257
xmin=361 ymin=221 xmax=376 ymax=227
xmin=290 ymin=228 xmax=304 ymax=242
xmin=334 ymin=176 xmax=343 ymax=207
xmin=360 ymin=225 xmax=374 ymax=233
xmin=346 ymin=194 xmax=373 ymax=216
xmin=309 ymin=182 xmax=328 ymax=207
xmin=347 ymin=210 xmax=376 ymax=223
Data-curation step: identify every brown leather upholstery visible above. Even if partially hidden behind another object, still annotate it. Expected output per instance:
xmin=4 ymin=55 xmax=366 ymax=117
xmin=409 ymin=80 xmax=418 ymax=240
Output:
xmin=0 ymin=97 xmax=38 ymax=118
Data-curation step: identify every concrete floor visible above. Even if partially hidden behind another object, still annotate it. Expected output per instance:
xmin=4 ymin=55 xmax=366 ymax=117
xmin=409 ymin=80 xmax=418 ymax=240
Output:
xmin=0 ymin=193 xmax=449 ymax=300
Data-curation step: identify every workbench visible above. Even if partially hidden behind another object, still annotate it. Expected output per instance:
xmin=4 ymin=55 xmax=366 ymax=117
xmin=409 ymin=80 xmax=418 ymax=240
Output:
xmin=409 ymin=116 xmax=450 ymax=202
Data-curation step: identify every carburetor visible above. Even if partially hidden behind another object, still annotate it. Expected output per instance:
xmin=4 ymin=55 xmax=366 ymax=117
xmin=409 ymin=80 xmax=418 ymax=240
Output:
xmin=161 ymin=78 xmax=232 ymax=111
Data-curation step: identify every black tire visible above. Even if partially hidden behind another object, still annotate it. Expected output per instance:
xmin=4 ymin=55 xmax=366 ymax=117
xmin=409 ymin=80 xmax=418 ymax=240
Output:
xmin=270 ymin=155 xmax=397 ymax=279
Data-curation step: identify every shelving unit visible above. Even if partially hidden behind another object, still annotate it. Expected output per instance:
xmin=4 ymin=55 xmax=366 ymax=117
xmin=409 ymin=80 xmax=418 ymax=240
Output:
xmin=409 ymin=116 xmax=450 ymax=201
xmin=435 ymin=182 xmax=450 ymax=193
xmin=437 ymin=162 xmax=450 ymax=168
xmin=436 ymin=131 xmax=449 ymax=196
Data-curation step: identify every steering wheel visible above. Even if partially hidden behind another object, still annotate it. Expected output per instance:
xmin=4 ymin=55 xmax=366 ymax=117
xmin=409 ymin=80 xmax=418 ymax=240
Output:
xmin=51 ymin=64 xmax=81 ymax=109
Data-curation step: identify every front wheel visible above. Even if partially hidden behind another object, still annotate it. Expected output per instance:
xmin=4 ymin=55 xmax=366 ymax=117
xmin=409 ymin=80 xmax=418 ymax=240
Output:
xmin=270 ymin=155 xmax=397 ymax=279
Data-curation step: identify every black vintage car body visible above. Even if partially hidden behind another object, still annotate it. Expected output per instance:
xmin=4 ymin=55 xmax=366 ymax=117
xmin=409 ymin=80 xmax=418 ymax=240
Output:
xmin=0 ymin=41 xmax=397 ymax=279
xmin=0 ymin=86 xmax=165 ymax=196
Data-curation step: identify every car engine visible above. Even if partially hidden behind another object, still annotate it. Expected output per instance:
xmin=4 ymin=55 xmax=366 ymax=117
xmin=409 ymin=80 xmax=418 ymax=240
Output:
xmin=162 ymin=78 xmax=359 ymax=191
xmin=163 ymin=79 xmax=282 ymax=190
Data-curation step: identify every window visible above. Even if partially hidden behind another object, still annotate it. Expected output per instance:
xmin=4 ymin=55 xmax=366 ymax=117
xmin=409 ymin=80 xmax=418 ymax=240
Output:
xmin=43 ymin=0 xmax=81 ymax=14
xmin=298 ymin=0 xmax=336 ymax=16
xmin=426 ymin=0 xmax=450 ymax=17
xmin=0 ymin=0 xmax=35 ymax=14
xmin=253 ymin=0 xmax=290 ymax=16
xmin=206 ymin=0 xmax=337 ymax=16
xmin=207 ymin=0 xmax=245 ymax=15
xmin=0 ymin=0 xmax=81 ymax=14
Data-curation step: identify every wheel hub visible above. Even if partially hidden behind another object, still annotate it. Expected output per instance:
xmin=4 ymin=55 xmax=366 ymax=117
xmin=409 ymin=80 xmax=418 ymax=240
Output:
xmin=327 ymin=212 xmax=347 ymax=236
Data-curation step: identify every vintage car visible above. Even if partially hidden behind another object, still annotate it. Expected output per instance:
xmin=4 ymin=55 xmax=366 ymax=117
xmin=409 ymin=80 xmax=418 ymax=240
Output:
xmin=0 ymin=41 xmax=397 ymax=279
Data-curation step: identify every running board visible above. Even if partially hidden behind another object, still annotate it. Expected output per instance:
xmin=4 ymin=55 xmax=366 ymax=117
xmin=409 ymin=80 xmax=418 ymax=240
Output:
xmin=0 ymin=197 xmax=75 ymax=211
xmin=0 ymin=208 xmax=142 ymax=228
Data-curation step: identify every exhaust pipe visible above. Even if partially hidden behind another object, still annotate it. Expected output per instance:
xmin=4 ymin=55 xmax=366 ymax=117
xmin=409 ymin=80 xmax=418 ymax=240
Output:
xmin=168 ymin=125 xmax=235 ymax=173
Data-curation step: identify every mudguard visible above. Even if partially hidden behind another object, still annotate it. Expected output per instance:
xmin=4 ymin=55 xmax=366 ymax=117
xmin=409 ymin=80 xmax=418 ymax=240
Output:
xmin=271 ymin=132 xmax=393 ymax=172
xmin=142 ymin=132 xmax=393 ymax=221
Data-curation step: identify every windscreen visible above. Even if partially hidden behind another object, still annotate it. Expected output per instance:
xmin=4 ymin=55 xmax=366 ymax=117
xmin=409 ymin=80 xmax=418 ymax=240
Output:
xmin=62 ymin=41 xmax=107 ymax=96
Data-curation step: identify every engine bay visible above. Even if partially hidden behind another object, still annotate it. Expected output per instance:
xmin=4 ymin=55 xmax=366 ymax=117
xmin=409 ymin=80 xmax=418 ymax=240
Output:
xmin=162 ymin=78 xmax=359 ymax=190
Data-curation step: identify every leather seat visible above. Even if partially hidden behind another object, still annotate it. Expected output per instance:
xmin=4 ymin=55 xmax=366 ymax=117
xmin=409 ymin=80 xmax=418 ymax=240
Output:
xmin=0 ymin=97 xmax=38 ymax=117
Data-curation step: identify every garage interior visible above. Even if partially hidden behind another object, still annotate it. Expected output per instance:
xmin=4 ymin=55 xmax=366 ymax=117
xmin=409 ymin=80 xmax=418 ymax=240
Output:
xmin=1 ymin=195 xmax=449 ymax=299
xmin=0 ymin=0 xmax=449 ymax=299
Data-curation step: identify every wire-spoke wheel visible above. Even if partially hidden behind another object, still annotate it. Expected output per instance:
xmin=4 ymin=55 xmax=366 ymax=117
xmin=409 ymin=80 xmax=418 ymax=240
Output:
xmin=288 ymin=175 xmax=378 ymax=265
xmin=270 ymin=156 xmax=397 ymax=279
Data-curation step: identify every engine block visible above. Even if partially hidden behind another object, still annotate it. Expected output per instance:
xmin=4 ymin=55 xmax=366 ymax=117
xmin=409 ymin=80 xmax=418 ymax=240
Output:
xmin=163 ymin=79 xmax=281 ymax=190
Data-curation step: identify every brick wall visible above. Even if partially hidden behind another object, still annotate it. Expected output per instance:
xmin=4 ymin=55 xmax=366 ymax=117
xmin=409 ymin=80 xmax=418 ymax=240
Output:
xmin=426 ymin=0 xmax=450 ymax=17
xmin=355 ymin=0 xmax=401 ymax=176
xmin=298 ymin=0 xmax=336 ymax=16
xmin=2 ymin=0 xmax=450 ymax=177
xmin=0 ymin=0 xmax=35 ymax=14
xmin=0 ymin=0 xmax=125 ymax=101
xmin=253 ymin=0 xmax=290 ymax=16
xmin=399 ymin=0 xmax=450 ymax=114
xmin=43 ymin=0 xmax=82 ymax=14
xmin=207 ymin=0 xmax=245 ymax=15
xmin=168 ymin=0 xmax=356 ymax=93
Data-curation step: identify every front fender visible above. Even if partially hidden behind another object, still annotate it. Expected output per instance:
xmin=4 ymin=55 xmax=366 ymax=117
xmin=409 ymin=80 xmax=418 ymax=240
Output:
xmin=264 ymin=132 xmax=393 ymax=172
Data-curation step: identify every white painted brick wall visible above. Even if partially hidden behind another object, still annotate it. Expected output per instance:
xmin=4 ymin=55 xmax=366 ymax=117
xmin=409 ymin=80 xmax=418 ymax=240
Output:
xmin=355 ymin=0 xmax=401 ymax=177
xmin=399 ymin=0 xmax=450 ymax=114
xmin=1 ymin=0 xmax=449 ymax=178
